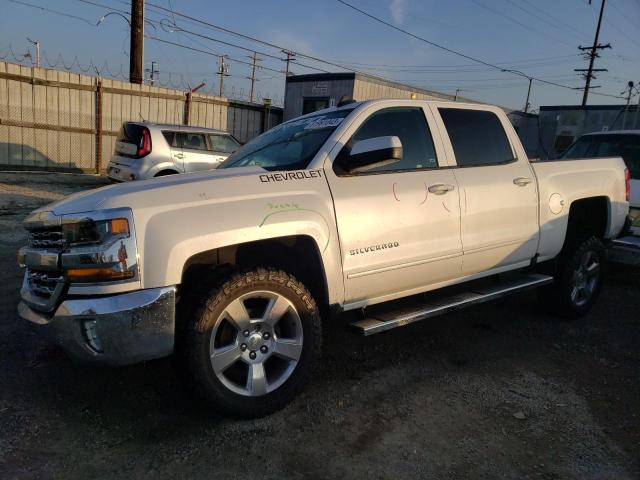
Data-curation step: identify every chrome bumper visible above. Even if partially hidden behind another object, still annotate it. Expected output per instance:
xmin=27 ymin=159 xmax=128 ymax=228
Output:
xmin=18 ymin=286 xmax=176 ymax=366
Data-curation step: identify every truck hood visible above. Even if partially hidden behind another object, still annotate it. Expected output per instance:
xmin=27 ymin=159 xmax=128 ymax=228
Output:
xmin=42 ymin=166 xmax=268 ymax=216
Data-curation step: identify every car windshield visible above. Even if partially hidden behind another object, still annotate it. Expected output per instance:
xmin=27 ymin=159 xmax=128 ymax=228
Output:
xmin=219 ymin=109 xmax=353 ymax=171
xmin=561 ymin=134 xmax=640 ymax=179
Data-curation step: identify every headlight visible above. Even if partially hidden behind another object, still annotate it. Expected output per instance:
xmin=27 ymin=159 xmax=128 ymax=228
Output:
xmin=63 ymin=217 xmax=130 ymax=246
xmin=60 ymin=209 xmax=139 ymax=284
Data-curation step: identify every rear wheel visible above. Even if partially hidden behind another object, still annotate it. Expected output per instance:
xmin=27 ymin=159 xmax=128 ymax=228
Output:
xmin=183 ymin=268 xmax=321 ymax=418
xmin=538 ymin=236 xmax=606 ymax=319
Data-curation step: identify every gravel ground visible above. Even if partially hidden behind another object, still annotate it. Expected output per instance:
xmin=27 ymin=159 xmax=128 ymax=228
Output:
xmin=0 ymin=172 xmax=638 ymax=480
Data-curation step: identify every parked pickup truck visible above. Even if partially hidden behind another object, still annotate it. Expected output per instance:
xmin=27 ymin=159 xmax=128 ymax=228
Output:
xmin=18 ymin=100 xmax=630 ymax=417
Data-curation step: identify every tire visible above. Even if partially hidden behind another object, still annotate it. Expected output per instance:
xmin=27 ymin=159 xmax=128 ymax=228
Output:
xmin=182 ymin=268 xmax=322 ymax=418
xmin=538 ymin=236 xmax=606 ymax=319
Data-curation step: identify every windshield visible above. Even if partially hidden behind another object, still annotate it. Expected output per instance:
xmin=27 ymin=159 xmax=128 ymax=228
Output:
xmin=561 ymin=134 xmax=640 ymax=179
xmin=219 ymin=109 xmax=353 ymax=171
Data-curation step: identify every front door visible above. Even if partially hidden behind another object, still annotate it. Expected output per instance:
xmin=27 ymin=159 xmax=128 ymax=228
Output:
xmin=325 ymin=105 xmax=463 ymax=307
xmin=433 ymin=105 xmax=539 ymax=275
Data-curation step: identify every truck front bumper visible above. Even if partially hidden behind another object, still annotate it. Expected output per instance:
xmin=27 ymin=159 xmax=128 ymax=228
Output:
xmin=18 ymin=286 xmax=176 ymax=366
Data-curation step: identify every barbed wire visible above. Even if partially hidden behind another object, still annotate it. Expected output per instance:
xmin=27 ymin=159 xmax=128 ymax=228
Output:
xmin=0 ymin=43 xmax=284 ymax=105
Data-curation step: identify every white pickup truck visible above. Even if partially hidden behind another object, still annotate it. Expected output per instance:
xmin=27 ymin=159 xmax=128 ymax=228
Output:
xmin=18 ymin=100 xmax=630 ymax=417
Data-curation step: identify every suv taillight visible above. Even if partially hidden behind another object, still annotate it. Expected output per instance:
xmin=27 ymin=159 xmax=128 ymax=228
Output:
xmin=137 ymin=127 xmax=151 ymax=158
xmin=625 ymin=168 xmax=631 ymax=202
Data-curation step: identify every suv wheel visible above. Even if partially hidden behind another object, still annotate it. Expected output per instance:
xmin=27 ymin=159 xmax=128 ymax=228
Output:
xmin=183 ymin=268 xmax=321 ymax=418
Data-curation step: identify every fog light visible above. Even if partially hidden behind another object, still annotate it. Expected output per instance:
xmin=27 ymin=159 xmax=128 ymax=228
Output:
xmin=82 ymin=319 xmax=103 ymax=353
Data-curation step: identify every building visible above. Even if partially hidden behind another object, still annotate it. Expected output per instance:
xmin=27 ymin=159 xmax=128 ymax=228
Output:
xmin=283 ymin=72 xmax=477 ymax=120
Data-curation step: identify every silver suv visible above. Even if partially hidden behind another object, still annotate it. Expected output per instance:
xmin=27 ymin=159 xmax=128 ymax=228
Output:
xmin=107 ymin=122 xmax=241 ymax=182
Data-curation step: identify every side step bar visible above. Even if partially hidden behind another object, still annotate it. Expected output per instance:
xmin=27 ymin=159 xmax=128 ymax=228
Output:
xmin=610 ymin=235 xmax=640 ymax=266
xmin=350 ymin=273 xmax=553 ymax=336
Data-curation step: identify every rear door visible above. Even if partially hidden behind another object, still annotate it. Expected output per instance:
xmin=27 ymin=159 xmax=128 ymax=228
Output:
xmin=178 ymin=131 xmax=217 ymax=172
xmin=431 ymin=105 xmax=539 ymax=275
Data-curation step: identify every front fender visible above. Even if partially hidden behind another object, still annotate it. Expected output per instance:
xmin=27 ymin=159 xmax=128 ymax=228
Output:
xmin=128 ymin=180 xmax=344 ymax=307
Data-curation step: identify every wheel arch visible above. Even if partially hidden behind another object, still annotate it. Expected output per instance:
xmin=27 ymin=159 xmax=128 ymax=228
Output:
xmin=564 ymin=196 xmax=610 ymax=245
xmin=180 ymin=234 xmax=333 ymax=312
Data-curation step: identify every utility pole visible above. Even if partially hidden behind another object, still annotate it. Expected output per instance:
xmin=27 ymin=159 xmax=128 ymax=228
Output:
xmin=129 ymin=0 xmax=144 ymax=84
xmin=282 ymin=50 xmax=296 ymax=77
xmin=524 ymin=78 xmax=533 ymax=113
xmin=577 ymin=0 xmax=610 ymax=106
xmin=621 ymin=81 xmax=635 ymax=129
xmin=248 ymin=52 xmax=261 ymax=103
xmin=634 ymin=82 xmax=640 ymax=129
xmin=218 ymin=55 xmax=229 ymax=97
xmin=26 ymin=38 xmax=40 ymax=68
xmin=145 ymin=61 xmax=158 ymax=86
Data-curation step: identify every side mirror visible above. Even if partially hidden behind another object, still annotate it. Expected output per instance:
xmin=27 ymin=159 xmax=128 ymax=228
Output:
xmin=344 ymin=136 xmax=403 ymax=174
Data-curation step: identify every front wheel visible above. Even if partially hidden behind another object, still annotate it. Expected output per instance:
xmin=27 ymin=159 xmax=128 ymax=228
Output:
xmin=538 ymin=236 xmax=606 ymax=319
xmin=183 ymin=268 xmax=321 ymax=418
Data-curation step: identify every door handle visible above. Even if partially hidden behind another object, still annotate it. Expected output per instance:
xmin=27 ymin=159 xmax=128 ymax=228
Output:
xmin=428 ymin=184 xmax=455 ymax=195
xmin=174 ymin=153 xmax=185 ymax=159
xmin=513 ymin=177 xmax=532 ymax=187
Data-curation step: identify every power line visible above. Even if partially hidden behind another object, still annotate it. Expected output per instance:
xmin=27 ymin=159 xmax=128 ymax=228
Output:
xmin=9 ymin=0 xmax=626 ymax=101
xmin=516 ymin=0 xmax=591 ymax=40
xmin=469 ymin=0 xmax=576 ymax=47
xmin=7 ymin=0 xmax=100 ymax=25
xmin=334 ymin=0 xmax=623 ymax=99
xmin=145 ymin=36 xmax=284 ymax=74
xmin=72 ymin=0 xmax=333 ymax=75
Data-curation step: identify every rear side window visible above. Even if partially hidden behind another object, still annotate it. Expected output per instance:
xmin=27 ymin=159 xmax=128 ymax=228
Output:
xmin=178 ymin=132 xmax=209 ymax=151
xmin=162 ymin=130 xmax=179 ymax=147
xmin=344 ymin=107 xmax=438 ymax=173
xmin=209 ymin=134 xmax=240 ymax=153
xmin=439 ymin=109 xmax=515 ymax=166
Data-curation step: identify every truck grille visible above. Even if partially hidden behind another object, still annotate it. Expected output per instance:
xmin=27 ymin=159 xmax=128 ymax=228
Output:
xmin=23 ymin=225 xmax=66 ymax=309
xmin=28 ymin=229 xmax=64 ymax=249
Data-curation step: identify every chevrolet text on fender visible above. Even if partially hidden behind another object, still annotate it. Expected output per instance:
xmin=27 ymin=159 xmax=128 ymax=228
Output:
xmin=259 ymin=169 xmax=323 ymax=183
xmin=17 ymin=99 xmax=630 ymax=418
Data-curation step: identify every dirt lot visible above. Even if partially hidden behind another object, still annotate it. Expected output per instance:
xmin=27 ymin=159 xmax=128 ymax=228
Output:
xmin=0 ymin=172 xmax=638 ymax=480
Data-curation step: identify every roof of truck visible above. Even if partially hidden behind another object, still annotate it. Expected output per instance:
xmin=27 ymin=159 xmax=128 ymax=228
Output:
xmin=293 ymin=98 xmax=493 ymax=122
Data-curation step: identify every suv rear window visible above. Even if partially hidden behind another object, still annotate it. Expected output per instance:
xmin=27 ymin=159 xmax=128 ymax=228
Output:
xmin=562 ymin=134 xmax=640 ymax=179
xmin=117 ymin=123 xmax=146 ymax=145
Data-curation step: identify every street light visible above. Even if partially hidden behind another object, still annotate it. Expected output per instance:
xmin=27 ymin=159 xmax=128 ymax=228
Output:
xmin=502 ymin=69 xmax=533 ymax=113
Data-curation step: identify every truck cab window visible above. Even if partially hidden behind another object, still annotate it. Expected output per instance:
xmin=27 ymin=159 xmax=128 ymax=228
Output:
xmin=342 ymin=107 xmax=438 ymax=173
xmin=439 ymin=108 xmax=515 ymax=166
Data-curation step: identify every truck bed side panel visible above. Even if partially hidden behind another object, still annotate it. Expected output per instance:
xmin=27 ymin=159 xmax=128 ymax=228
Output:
xmin=531 ymin=157 xmax=628 ymax=261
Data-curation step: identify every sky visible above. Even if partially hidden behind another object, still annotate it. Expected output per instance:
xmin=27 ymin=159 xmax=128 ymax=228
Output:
xmin=1 ymin=0 xmax=639 ymax=111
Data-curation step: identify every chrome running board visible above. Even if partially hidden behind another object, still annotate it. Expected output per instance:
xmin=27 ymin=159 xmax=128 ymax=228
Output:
xmin=350 ymin=273 xmax=553 ymax=336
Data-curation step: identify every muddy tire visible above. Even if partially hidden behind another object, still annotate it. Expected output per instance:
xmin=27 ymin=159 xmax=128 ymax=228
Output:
xmin=182 ymin=268 xmax=321 ymax=418
xmin=538 ymin=236 xmax=606 ymax=319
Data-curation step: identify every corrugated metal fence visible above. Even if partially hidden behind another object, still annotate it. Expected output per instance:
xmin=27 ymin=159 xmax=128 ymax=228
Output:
xmin=0 ymin=61 xmax=282 ymax=172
